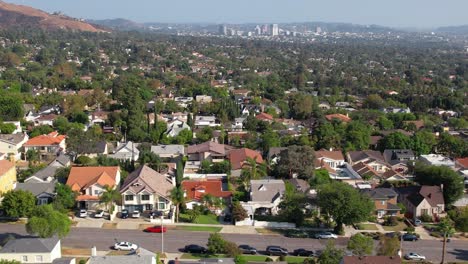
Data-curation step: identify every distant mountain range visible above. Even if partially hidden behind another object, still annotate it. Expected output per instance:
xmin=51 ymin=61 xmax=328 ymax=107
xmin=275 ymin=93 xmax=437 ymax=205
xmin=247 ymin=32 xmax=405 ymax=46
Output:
xmin=435 ymin=25 xmax=468 ymax=34
xmin=0 ymin=1 xmax=107 ymax=32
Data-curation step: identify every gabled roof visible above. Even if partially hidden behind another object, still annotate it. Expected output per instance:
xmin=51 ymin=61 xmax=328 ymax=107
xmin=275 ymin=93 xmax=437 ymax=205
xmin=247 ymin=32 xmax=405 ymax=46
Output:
xmin=352 ymin=162 xmax=378 ymax=178
xmin=151 ymin=145 xmax=185 ymax=156
xmin=66 ymin=166 xmax=119 ymax=192
xmin=267 ymin=147 xmax=287 ymax=160
xmin=456 ymin=157 xmax=468 ymax=169
xmin=361 ymin=188 xmax=397 ymax=200
xmin=404 ymin=185 xmax=445 ymax=207
xmin=325 ymin=113 xmax=351 ymax=123
xmin=250 ymin=179 xmax=285 ymax=203
xmin=187 ymin=141 xmax=229 ymax=156
xmin=316 ymin=150 xmax=345 ymax=161
xmin=0 ymin=160 xmax=15 ymax=176
xmin=381 ymin=170 xmax=406 ymax=181
xmin=120 ymin=165 xmax=174 ymax=198
xmin=24 ymin=131 xmax=65 ymax=147
xmin=182 ymin=179 xmax=232 ymax=202
xmin=0 ymin=237 xmax=59 ymax=253
xmin=255 ymin=112 xmax=273 ymax=121
xmin=348 ymin=150 xmax=385 ymax=164
xmin=16 ymin=181 xmax=56 ymax=196
xmin=227 ymin=148 xmax=263 ymax=170
xmin=0 ymin=133 xmax=28 ymax=145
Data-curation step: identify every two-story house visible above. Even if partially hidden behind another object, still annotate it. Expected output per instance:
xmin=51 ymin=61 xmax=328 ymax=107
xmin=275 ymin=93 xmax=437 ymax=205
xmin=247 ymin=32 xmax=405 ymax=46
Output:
xmin=0 ymin=238 xmax=69 ymax=264
xmin=383 ymin=149 xmax=416 ymax=174
xmin=0 ymin=160 xmax=16 ymax=198
xmin=361 ymin=188 xmax=402 ymax=219
xmin=120 ymin=165 xmax=175 ymax=214
xmin=23 ymin=131 xmax=66 ymax=161
xmin=66 ymin=166 xmax=121 ymax=209
xmin=0 ymin=133 xmax=28 ymax=161
xmin=25 ymin=154 xmax=71 ymax=183
xmin=315 ymin=150 xmax=346 ymax=173
xmin=108 ymin=141 xmax=139 ymax=161
xmin=347 ymin=150 xmax=391 ymax=174
xmin=247 ymin=179 xmax=286 ymax=215
xmin=395 ymin=185 xmax=445 ymax=220
xmin=194 ymin=115 xmax=218 ymax=129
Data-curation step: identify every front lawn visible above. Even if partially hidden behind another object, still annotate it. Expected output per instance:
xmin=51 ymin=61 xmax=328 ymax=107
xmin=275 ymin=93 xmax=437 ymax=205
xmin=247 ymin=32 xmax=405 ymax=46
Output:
xmin=180 ymin=253 xmax=226 ymax=259
xmin=179 ymin=213 xmax=220 ymax=225
xmin=174 ymin=226 xmax=222 ymax=232
xmin=286 ymin=256 xmax=313 ymax=263
xmin=356 ymin=223 xmax=379 ymax=230
xmin=382 ymin=221 xmax=407 ymax=232
xmin=241 ymin=255 xmax=271 ymax=262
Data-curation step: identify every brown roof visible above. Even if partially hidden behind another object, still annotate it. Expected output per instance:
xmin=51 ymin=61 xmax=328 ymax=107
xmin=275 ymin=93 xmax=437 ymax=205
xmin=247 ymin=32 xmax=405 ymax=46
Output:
xmin=120 ymin=165 xmax=174 ymax=198
xmin=0 ymin=160 xmax=15 ymax=176
xmin=187 ymin=141 xmax=229 ymax=156
xmin=456 ymin=157 xmax=468 ymax=169
xmin=325 ymin=113 xmax=351 ymax=123
xmin=227 ymin=148 xmax=263 ymax=170
xmin=182 ymin=179 xmax=232 ymax=202
xmin=255 ymin=112 xmax=273 ymax=121
xmin=419 ymin=186 xmax=444 ymax=206
xmin=316 ymin=150 xmax=344 ymax=161
xmin=66 ymin=166 xmax=119 ymax=192
xmin=348 ymin=150 xmax=385 ymax=163
xmin=341 ymin=256 xmax=401 ymax=264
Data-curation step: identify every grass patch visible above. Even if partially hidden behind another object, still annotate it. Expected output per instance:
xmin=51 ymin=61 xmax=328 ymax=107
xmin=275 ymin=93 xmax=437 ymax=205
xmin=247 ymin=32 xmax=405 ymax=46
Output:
xmin=356 ymin=223 xmax=378 ymax=230
xmin=179 ymin=213 xmax=220 ymax=225
xmin=62 ymin=248 xmax=91 ymax=256
xmin=175 ymin=226 xmax=222 ymax=232
xmin=180 ymin=253 xmax=226 ymax=259
xmin=286 ymin=256 xmax=312 ymax=263
xmin=241 ymin=255 xmax=270 ymax=262
xmin=382 ymin=221 xmax=407 ymax=232
xmin=102 ymin=223 xmax=117 ymax=229
xmin=255 ymin=228 xmax=285 ymax=235
xmin=107 ymin=250 xmax=131 ymax=256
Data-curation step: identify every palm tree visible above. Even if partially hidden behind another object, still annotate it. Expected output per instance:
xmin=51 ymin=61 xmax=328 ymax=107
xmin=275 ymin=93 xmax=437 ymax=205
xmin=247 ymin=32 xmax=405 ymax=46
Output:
xmin=169 ymin=186 xmax=185 ymax=223
xmin=438 ymin=218 xmax=455 ymax=264
xmin=99 ymin=185 xmax=121 ymax=214
xmin=240 ymin=157 xmax=267 ymax=188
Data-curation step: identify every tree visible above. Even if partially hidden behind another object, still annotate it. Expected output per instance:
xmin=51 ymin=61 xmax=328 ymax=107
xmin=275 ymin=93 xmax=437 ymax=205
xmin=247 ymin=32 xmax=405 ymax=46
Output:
xmin=344 ymin=121 xmax=371 ymax=151
xmin=232 ymin=201 xmax=248 ymax=222
xmin=0 ymin=93 xmax=23 ymax=121
xmin=438 ymin=218 xmax=455 ymax=264
xmin=26 ymin=149 xmax=40 ymax=165
xmin=414 ymin=163 xmax=464 ymax=205
xmin=53 ymin=183 xmax=76 ymax=212
xmin=363 ymin=94 xmax=385 ymax=109
xmin=318 ymin=241 xmax=344 ymax=264
xmin=1 ymin=190 xmax=36 ymax=218
xmin=317 ymin=182 xmax=374 ymax=234
xmin=410 ymin=131 xmax=436 ymax=155
xmin=99 ymin=185 xmax=121 ymax=213
xmin=0 ymin=122 xmax=16 ymax=134
xmin=26 ymin=204 xmax=71 ymax=238
xmin=276 ymin=145 xmax=315 ymax=180
xmin=450 ymin=206 xmax=468 ymax=232
xmin=377 ymin=236 xmax=400 ymax=256
xmin=240 ymin=157 xmax=267 ymax=188
xmin=310 ymin=169 xmax=331 ymax=187
xmin=260 ymin=129 xmax=280 ymax=153
xmin=378 ymin=132 xmax=411 ymax=151
xmin=278 ymin=190 xmax=307 ymax=226
xmin=347 ymin=233 xmax=373 ymax=256
xmin=169 ymin=186 xmax=185 ymax=223
xmin=207 ymin=232 xmax=226 ymax=254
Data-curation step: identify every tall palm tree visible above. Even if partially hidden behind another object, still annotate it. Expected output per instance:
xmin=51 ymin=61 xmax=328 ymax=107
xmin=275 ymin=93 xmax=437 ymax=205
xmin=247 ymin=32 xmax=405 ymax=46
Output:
xmin=438 ymin=218 xmax=455 ymax=264
xmin=99 ymin=185 xmax=121 ymax=214
xmin=169 ymin=186 xmax=185 ymax=223
xmin=240 ymin=157 xmax=267 ymax=188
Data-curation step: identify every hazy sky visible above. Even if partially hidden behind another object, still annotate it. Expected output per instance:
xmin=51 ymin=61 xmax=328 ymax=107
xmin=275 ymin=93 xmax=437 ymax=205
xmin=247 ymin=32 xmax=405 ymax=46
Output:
xmin=4 ymin=0 xmax=467 ymax=28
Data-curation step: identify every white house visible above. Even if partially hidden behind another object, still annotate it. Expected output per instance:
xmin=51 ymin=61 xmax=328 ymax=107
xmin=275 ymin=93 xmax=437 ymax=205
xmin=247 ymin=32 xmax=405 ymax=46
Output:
xmin=0 ymin=238 xmax=64 ymax=264
xmin=419 ymin=154 xmax=455 ymax=169
xmin=194 ymin=115 xmax=218 ymax=128
xmin=108 ymin=141 xmax=140 ymax=162
xmin=151 ymin=145 xmax=185 ymax=158
xmin=166 ymin=120 xmax=191 ymax=137
xmin=0 ymin=133 xmax=28 ymax=161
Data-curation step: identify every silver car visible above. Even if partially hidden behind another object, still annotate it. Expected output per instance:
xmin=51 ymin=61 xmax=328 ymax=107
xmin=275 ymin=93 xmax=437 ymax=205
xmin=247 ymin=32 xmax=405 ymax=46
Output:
xmin=404 ymin=252 xmax=426 ymax=260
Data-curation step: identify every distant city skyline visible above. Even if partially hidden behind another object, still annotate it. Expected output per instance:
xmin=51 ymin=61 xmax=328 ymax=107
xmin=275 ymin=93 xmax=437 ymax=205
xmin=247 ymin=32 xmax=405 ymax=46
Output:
xmin=4 ymin=0 xmax=468 ymax=28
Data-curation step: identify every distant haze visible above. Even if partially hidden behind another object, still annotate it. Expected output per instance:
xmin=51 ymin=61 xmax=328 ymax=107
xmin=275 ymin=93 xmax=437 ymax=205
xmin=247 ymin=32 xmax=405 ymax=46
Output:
xmin=5 ymin=0 xmax=468 ymax=28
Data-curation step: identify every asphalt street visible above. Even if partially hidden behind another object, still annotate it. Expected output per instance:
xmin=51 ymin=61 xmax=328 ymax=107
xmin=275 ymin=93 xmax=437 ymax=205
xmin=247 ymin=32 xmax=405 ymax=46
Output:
xmin=0 ymin=224 xmax=467 ymax=263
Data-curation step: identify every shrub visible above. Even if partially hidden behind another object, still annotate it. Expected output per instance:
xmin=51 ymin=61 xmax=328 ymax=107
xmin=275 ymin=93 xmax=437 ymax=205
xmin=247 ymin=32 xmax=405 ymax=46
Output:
xmin=419 ymin=214 xmax=433 ymax=222
xmin=404 ymin=226 xmax=415 ymax=233
xmin=383 ymin=216 xmax=398 ymax=226
xmin=367 ymin=215 xmax=378 ymax=223
xmin=265 ymin=257 xmax=274 ymax=262
xmin=224 ymin=241 xmax=241 ymax=257
xmin=279 ymin=255 xmax=286 ymax=262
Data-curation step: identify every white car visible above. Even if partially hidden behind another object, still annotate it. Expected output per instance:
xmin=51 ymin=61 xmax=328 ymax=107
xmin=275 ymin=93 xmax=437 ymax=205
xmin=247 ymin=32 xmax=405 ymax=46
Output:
xmin=405 ymin=252 xmax=426 ymax=260
xmin=114 ymin=241 xmax=138 ymax=251
xmin=94 ymin=210 xmax=104 ymax=218
xmin=314 ymin=232 xmax=338 ymax=239
xmin=79 ymin=209 xmax=87 ymax=218
xmin=131 ymin=210 xmax=140 ymax=218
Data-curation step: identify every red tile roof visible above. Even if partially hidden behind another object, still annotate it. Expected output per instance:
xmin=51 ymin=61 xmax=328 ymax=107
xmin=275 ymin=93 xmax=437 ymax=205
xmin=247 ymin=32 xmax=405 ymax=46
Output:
xmin=182 ymin=179 xmax=232 ymax=202
xmin=456 ymin=157 xmax=468 ymax=169
xmin=325 ymin=113 xmax=351 ymax=123
xmin=255 ymin=112 xmax=273 ymax=121
xmin=66 ymin=166 xmax=119 ymax=193
xmin=0 ymin=160 xmax=15 ymax=176
xmin=24 ymin=131 xmax=65 ymax=147
xmin=227 ymin=148 xmax=263 ymax=170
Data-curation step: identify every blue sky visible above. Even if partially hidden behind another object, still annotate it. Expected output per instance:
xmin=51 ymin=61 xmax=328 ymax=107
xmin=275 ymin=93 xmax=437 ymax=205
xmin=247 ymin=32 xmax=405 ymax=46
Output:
xmin=5 ymin=0 xmax=466 ymax=28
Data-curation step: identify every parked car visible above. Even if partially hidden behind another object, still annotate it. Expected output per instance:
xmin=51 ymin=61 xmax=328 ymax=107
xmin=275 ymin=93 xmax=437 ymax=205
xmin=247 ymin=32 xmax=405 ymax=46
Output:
xmin=413 ymin=219 xmax=422 ymax=226
xmin=150 ymin=211 xmax=163 ymax=218
xmin=144 ymin=225 xmax=167 ymax=233
xmin=314 ymin=232 xmax=338 ymax=239
xmin=94 ymin=210 xmax=104 ymax=218
xmin=120 ymin=209 xmax=129 ymax=219
xmin=184 ymin=244 xmax=207 ymax=253
xmin=285 ymin=230 xmax=309 ymax=238
xmin=293 ymin=248 xmax=314 ymax=257
xmin=79 ymin=209 xmax=87 ymax=218
xmin=132 ymin=210 xmax=141 ymax=218
xmin=402 ymin=233 xmax=419 ymax=241
xmin=114 ymin=241 xmax=138 ymax=251
xmin=266 ymin=246 xmax=288 ymax=256
xmin=404 ymin=252 xmax=425 ymax=260
xmin=238 ymin=245 xmax=257 ymax=255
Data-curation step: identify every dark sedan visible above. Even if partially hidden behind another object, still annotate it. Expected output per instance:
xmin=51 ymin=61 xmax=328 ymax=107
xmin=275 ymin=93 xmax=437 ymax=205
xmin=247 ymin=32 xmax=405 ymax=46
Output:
xmin=184 ymin=244 xmax=207 ymax=254
xmin=238 ymin=245 xmax=257 ymax=254
xmin=293 ymin=248 xmax=314 ymax=257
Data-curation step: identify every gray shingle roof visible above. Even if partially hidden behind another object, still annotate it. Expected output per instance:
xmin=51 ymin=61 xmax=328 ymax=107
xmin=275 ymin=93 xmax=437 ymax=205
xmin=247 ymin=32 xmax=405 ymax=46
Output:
xmin=88 ymin=255 xmax=154 ymax=264
xmin=151 ymin=144 xmax=185 ymax=156
xmin=0 ymin=238 xmax=59 ymax=253
xmin=250 ymin=179 xmax=285 ymax=203
xmin=0 ymin=133 xmax=27 ymax=145
xmin=120 ymin=165 xmax=174 ymax=198
xmin=16 ymin=181 xmax=56 ymax=196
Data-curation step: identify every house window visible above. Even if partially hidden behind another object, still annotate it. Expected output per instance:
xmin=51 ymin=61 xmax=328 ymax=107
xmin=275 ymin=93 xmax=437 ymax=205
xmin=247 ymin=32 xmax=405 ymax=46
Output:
xmin=38 ymin=198 xmax=48 ymax=205
xmin=158 ymin=197 xmax=166 ymax=210
xmin=421 ymin=209 xmax=429 ymax=216
xmin=141 ymin=194 xmax=150 ymax=201
xmin=22 ymin=256 xmax=28 ymax=261
xmin=381 ymin=201 xmax=386 ymax=205
xmin=125 ymin=195 xmax=134 ymax=201
xmin=36 ymin=255 xmax=43 ymax=262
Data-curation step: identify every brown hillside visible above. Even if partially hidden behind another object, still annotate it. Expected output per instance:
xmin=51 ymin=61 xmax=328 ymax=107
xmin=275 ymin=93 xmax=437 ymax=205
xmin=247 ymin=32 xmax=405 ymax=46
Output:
xmin=0 ymin=1 xmax=108 ymax=32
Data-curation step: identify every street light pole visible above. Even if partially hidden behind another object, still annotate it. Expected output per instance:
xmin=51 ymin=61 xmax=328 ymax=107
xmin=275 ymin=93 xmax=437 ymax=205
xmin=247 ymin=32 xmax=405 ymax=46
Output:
xmin=161 ymin=215 xmax=164 ymax=253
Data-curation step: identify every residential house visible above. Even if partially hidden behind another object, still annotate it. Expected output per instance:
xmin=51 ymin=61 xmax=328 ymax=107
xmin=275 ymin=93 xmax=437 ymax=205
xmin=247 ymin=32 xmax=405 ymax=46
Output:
xmin=315 ymin=150 xmax=346 ymax=172
xmin=231 ymin=117 xmax=246 ymax=131
xmin=267 ymin=147 xmax=287 ymax=165
xmin=108 ymin=141 xmax=139 ymax=161
xmin=419 ymin=154 xmax=455 ymax=169
xmin=16 ymin=181 xmax=56 ymax=205
xmin=88 ymin=250 xmax=155 ymax=264
xmin=37 ymin=105 xmax=61 ymax=116
xmin=227 ymin=132 xmax=249 ymax=146
xmin=120 ymin=165 xmax=175 ymax=213
xmin=383 ymin=149 xmax=416 ymax=174
xmin=382 ymin=107 xmax=411 ymax=114
xmin=166 ymin=119 xmax=191 ymax=137
xmin=25 ymin=154 xmax=71 ymax=183
xmin=23 ymin=131 xmax=66 ymax=161
xmin=255 ymin=112 xmax=273 ymax=123
xmin=174 ymin=97 xmax=193 ymax=108
xmin=0 ymin=237 xmax=65 ymax=264
xmin=195 ymin=95 xmax=213 ymax=103
xmin=187 ymin=141 xmax=232 ymax=163
xmin=194 ymin=116 xmax=218 ymax=129
xmin=340 ymin=256 xmax=401 ymax=264
xmin=34 ymin=114 xmax=59 ymax=126
xmin=455 ymin=157 xmax=468 ymax=170
xmin=88 ymin=111 xmax=109 ymax=126
xmin=318 ymin=102 xmax=331 ymax=110
xmin=66 ymin=166 xmax=121 ymax=209
xmin=247 ymin=179 xmax=285 ymax=215
xmin=182 ymin=179 xmax=232 ymax=211
xmin=361 ymin=188 xmax=402 ymax=219
xmin=74 ymin=140 xmax=108 ymax=158
xmin=151 ymin=145 xmax=185 ymax=158
xmin=227 ymin=148 xmax=263 ymax=177
xmin=395 ymin=185 xmax=445 ymax=220
xmin=232 ymin=89 xmax=251 ymax=99
xmin=380 ymin=170 xmax=408 ymax=182
xmin=351 ymin=162 xmax=380 ymax=182
xmin=325 ymin=114 xmax=351 ymax=123
xmin=0 ymin=133 xmax=29 ymax=161
xmin=0 ymin=160 xmax=16 ymax=198
xmin=346 ymin=150 xmax=390 ymax=174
